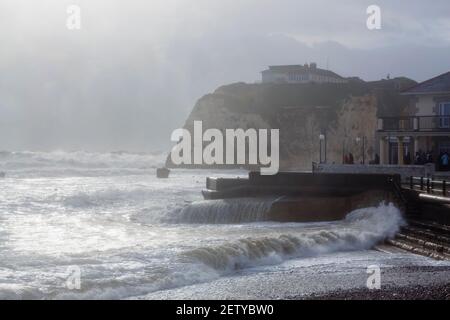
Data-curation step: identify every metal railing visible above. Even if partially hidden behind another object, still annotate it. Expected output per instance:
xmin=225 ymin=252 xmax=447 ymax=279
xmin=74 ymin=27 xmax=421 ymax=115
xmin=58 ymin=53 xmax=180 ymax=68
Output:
xmin=408 ymin=176 xmax=449 ymax=197
xmin=379 ymin=116 xmax=450 ymax=132
xmin=391 ymin=176 xmax=408 ymax=207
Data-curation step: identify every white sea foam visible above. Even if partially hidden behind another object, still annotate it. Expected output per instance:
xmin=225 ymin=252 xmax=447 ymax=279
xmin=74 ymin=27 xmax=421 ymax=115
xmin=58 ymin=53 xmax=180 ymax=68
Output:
xmin=172 ymin=198 xmax=275 ymax=224
xmin=59 ymin=188 xmax=159 ymax=208
xmin=57 ymin=192 xmax=274 ymax=223
xmin=0 ymin=150 xmax=166 ymax=177
xmin=0 ymin=156 xmax=411 ymax=300
xmin=31 ymin=204 xmax=404 ymax=299
xmin=181 ymin=203 xmax=405 ymax=271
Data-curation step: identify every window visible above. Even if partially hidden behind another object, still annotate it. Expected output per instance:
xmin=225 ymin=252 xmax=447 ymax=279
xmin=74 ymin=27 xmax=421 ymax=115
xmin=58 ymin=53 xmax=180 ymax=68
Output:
xmin=439 ymin=141 xmax=450 ymax=154
xmin=439 ymin=102 xmax=450 ymax=128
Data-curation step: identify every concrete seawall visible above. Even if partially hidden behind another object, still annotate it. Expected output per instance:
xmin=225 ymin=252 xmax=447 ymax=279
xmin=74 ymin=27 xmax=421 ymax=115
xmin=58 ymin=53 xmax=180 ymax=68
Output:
xmin=313 ymin=163 xmax=435 ymax=183
xmin=203 ymin=172 xmax=401 ymax=222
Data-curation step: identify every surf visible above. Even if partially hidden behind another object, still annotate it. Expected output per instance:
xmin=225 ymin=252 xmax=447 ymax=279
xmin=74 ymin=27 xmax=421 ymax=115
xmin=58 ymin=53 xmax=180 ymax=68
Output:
xmin=173 ymin=198 xmax=276 ymax=224
xmin=181 ymin=203 xmax=405 ymax=271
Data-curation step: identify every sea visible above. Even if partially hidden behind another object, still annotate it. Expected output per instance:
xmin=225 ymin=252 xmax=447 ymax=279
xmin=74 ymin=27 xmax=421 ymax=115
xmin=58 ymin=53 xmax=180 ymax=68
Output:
xmin=0 ymin=151 xmax=449 ymax=299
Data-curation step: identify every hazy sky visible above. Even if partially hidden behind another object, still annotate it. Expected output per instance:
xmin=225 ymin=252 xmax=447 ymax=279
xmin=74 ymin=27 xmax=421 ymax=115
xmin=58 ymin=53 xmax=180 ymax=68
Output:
xmin=0 ymin=0 xmax=449 ymax=151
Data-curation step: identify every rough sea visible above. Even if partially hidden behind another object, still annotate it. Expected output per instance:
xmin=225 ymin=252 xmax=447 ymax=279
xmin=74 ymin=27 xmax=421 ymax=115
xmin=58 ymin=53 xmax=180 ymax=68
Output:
xmin=0 ymin=151 xmax=448 ymax=299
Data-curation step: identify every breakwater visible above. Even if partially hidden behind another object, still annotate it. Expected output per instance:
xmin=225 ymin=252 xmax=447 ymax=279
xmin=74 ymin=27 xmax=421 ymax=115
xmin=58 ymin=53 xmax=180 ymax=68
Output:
xmin=201 ymin=172 xmax=401 ymax=222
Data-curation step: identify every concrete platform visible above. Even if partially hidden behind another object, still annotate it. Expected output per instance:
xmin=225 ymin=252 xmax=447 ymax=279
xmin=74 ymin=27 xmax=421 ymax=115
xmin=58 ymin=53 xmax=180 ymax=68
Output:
xmin=202 ymin=172 xmax=401 ymax=222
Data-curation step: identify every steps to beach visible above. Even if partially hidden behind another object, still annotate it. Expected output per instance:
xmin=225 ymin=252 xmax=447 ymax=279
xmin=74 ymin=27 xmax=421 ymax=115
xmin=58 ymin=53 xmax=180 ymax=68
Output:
xmin=387 ymin=220 xmax=450 ymax=260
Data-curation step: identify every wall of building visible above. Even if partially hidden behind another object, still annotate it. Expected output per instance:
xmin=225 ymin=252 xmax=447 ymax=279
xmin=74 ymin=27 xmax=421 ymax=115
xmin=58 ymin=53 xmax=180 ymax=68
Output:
xmin=262 ymin=71 xmax=347 ymax=84
xmin=415 ymin=95 xmax=436 ymax=115
xmin=262 ymin=72 xmax=288 ymax=83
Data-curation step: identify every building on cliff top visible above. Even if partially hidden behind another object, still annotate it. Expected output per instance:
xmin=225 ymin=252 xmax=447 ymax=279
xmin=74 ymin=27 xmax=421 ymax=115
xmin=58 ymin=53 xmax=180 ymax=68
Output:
xmin=261 ymin=63 xmax=348 ymax=84
xmin=377 ymin=71 xmax=450 ymax=170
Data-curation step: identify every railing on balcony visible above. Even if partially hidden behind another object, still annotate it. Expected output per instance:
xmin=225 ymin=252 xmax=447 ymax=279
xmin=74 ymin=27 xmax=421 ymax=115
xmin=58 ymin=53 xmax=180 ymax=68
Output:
xmin=378 ymin=116 xmax=450 ymax=132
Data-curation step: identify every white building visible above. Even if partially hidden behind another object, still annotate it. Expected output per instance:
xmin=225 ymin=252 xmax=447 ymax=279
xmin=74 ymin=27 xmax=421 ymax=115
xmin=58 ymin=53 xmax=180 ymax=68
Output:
xmin=261 ymin=63 xmax=348 ymax=84
xmin=377 ymin=71 xmax=450 ymax=168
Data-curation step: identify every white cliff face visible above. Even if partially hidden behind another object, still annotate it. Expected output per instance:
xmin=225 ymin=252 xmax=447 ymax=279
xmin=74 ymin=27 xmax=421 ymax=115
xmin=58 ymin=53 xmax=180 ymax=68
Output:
xmin=252 ymin=95 xmax=378 ymax=170
xmin=327 ymin=95 xmax=379 ymax=165
xmin=186 ymin=94 xmax=272 ymax=131
xmin=170 ymin=81 xmax=409 ymax=170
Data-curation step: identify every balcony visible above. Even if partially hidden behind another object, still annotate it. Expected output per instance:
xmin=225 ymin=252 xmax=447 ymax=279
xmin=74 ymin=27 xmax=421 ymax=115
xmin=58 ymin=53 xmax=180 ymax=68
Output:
xmin=378 ymin=116 xmax=450 ymax=132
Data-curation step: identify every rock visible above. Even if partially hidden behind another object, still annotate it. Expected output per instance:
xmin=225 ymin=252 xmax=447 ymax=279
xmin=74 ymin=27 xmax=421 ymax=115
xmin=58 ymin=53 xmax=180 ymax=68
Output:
xmin=167 ymin=78 xmax=416 ymax=170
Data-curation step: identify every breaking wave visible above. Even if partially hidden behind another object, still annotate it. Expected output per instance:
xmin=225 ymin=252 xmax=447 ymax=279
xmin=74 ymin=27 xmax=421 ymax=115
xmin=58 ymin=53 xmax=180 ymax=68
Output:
xmin=59 ymin=188 xmax=159 ymax=208
xmin=0 ymin=150 xmax=166 ymax=177
xmin=172 ymin=198 xmax=275 ymax=224
xmin=181 ymin=203 xmax=405 ymax=271
xmin=40 ymin=203 xmax=406 ymax=299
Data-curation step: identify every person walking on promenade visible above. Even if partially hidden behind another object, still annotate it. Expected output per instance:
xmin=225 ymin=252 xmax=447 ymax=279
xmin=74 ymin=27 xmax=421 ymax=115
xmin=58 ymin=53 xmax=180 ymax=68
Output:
xmin=440 ymin=152 xmax=449 ymax=171
xmin=348 ymin=153 xmax=354 ymax=164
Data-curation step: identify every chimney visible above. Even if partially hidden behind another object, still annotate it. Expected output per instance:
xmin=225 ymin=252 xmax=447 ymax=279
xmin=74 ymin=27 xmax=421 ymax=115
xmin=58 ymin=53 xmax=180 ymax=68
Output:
xmin=310 ymin=62 xmax=317 ymax=70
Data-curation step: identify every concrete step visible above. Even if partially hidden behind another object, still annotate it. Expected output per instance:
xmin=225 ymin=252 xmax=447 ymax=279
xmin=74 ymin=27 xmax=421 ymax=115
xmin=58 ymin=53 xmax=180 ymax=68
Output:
xmin=374 ymin=244 xmax=410 ymax=255
xmin=401 ymin=225 xmax=450 ymax=245
xmin=395 ymin=232 xmax=450 ymax=255
xmin=386 ymin=238 xmax=450 ymax=260
xmin=405 ymin=210 xmax=422 ymax=217
xmin=408 ymin=219 xmax=450 ymax=236
xmin=386 ymin=218 xmax=450 ymax=260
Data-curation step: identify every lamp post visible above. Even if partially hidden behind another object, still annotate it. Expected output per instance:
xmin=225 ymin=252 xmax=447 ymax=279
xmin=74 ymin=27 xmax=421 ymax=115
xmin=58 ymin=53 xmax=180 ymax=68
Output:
xmin=319 ymin=134 xmax=326 ymax=163
xmin=363 ymin=136 xmax=365 ymax=164
xmin=356 ymin=136 xmax=366 ymax=164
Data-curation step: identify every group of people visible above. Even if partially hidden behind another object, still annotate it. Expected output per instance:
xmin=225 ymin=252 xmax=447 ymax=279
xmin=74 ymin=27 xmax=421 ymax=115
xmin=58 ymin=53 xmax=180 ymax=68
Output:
xmin=341 ymin=149 xmax=450 ymax=171
xmin=439 ymin=151 xmax=450 ymax=171
xmin=343 ymin=153 xmax=354 ymax=164
xmin=412 ymin=150 xmax=450 ymax=171
xmin=413 ymin=150 xmax=434 ymax=165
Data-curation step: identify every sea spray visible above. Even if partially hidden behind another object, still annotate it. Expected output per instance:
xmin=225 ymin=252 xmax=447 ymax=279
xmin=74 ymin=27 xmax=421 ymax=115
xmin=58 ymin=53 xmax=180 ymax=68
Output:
xmin=53 ymin=192 xmax=275 ymax=224
xmin=0 ymin=150 xmax=166 ymax=177
xmin=181 ymin=203 xmax=405 ymax=271
xmin=60 ymin=188 xmax=160 ymax=208
xmin=175 ymin=198 xmax=276 ymax=224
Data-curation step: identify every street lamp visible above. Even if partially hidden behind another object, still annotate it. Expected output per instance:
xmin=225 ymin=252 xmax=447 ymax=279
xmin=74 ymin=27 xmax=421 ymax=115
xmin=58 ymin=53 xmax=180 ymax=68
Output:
xmin=356 ymin=136 xmax=366 ymax=164
xmin=319 ymin=134 xmax=326 ymax=163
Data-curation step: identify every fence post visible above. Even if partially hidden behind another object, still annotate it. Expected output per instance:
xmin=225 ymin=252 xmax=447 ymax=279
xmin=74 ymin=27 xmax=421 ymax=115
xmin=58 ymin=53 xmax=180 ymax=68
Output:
xmin=427 ymin=178 xmax=431 ymax=193
xmin=410 ymin=176 xmax=413 ymax=189
xmin=420 ymin=177 xmax=424 ymax=191
xmin=443 ymin=180 xmax=447 ymax=197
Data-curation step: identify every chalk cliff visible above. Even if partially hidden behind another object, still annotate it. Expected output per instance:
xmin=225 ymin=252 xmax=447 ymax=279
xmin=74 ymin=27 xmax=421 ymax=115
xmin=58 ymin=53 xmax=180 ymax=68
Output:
xmin=167 ymin=77 xmax=416 ymax=170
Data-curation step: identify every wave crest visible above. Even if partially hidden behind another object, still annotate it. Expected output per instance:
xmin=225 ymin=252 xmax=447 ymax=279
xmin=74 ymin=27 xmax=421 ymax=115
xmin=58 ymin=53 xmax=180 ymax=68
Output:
xmin=182 ymin=203 xmax=405 ymax=270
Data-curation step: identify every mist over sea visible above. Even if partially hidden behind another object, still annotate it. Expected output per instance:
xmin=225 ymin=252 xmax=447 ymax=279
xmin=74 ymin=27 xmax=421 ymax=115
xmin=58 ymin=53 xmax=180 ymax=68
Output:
xmin=0 ymin=151 xmax=448 ymax=299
